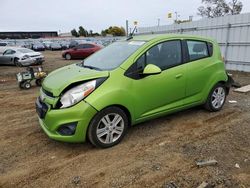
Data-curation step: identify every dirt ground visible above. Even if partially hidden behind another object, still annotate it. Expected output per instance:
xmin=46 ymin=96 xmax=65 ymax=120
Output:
xmin=0 ymin=51 xmax=249 ymax=188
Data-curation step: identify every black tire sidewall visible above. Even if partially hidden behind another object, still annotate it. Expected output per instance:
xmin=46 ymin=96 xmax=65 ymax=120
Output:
xmin=88 ymin=107 xmax=128 ymax=148
xmin=206 ymin=83 xmax=226 ymax=112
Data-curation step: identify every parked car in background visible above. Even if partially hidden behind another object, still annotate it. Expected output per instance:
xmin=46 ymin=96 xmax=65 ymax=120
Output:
xmin=60 ymin=41 xmax=70 ymax=50
xmin=32 ymin=42 xmax=45 ymax=51
xmin=50 ymin=42 xmax=62 ymax=51
xmin=68 ymin=40 xmax=78 ymax=48
xmin=62 ymin=43 xmax=102 ymax=60
xmin=0 ymin=47 xmax=44 ymax=66
xmin=0 ymin=42 xmax=8 ymax=46
xmin=43 ymin=41 xmax=53 ymax=50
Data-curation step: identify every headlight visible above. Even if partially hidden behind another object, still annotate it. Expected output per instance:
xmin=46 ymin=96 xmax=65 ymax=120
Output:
xmin=21 ymin=55 xmax=30 ymax=60
xmin=60 ymin=80 xmax=96 ymax=108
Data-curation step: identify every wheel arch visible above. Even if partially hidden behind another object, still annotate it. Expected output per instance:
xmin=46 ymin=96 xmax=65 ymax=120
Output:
xmin=218 ymin=80 xmax=230 ymax=95
xmin=96 ymin=104 xmax=132 ymax=126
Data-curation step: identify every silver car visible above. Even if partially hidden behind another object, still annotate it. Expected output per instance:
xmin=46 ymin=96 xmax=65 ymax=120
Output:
xmin=0 ymin=47 xmax=45 ymax=66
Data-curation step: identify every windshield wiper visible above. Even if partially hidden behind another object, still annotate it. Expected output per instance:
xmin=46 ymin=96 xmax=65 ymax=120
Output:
xmin=77 ymin=61 xmax=102 ymax=71
xmin=83 ymin=65 xmax=102 ymax=71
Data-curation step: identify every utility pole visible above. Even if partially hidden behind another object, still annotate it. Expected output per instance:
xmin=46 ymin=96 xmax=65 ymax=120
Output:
xmin=126 ymin=20 xmax=129 ymax=37
xmin=157 ymin=18 xmax=160 ymax=27
xmin=189 ymin=15 xmax=193 ymax=21
xmin=175 ymin=11 xmax=180 ymax=23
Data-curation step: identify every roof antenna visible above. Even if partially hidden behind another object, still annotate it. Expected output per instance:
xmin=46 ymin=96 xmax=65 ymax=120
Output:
xmin=126 ymin=26 xmax=137 ymax=41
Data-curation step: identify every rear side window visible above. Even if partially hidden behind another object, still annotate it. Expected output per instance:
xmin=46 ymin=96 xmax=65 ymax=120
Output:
xmin=83 ymin=44 xmax=94 ymax=48
xmin=187 ymin=40 xmax=209 ymax=61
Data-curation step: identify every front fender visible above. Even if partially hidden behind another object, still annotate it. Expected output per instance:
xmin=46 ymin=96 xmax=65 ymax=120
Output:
xmin=84 ymin=68 xmax=135 ymax=123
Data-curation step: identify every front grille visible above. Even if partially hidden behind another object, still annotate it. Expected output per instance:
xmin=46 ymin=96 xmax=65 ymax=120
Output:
xmin=36 ymin=97 xmax=48 ymax=119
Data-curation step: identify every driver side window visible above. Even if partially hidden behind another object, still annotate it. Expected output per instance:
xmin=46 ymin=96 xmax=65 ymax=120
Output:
xmin=125 ymin=40 xmax=183 ymax=79
xmin=4 ymin=49 xmax=15 ymax=55
xmin=135 ymin=40 xmax=182 ymax=72
xmin=145 ymin=40 xmax=182 ymax=70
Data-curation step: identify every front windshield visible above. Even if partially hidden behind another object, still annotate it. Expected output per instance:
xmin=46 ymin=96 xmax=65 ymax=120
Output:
xmin=83 ymin=41 xmax=145 ymax=70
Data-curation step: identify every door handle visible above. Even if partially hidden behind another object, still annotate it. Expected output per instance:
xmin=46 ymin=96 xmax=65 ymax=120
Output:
xmin=175 ymin=74 xmax=183 ymax=79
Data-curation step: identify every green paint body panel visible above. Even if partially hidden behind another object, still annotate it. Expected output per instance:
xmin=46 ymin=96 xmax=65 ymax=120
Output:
xmin=37 ymin=34 xmax=228 ymax=143
xmin=39 ymin=100 xmax=97 ymax=142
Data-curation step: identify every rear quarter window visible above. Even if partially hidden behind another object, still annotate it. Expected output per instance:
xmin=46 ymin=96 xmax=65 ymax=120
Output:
xmin=187 ymin=40 xmax=210 ymax=61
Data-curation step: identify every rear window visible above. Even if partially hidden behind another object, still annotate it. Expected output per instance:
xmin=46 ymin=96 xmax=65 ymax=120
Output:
xmin=187 ymin=40 xmax=209 ymax=61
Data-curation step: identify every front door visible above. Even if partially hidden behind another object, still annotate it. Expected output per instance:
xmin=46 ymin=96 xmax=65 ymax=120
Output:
xmin=126 ymin=40 xmax=187 ymax=121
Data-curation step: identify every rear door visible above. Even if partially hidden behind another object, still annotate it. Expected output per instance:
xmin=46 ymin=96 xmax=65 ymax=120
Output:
xmin=184 ymin=40 xmax=213 ymax=103
xmin=80 ymin=44 xmax=96 ymax=58
xmin=126 ymin=40 xmax=187 ymax=120
xmin=73 ymin=44 xmax=84 ymax=58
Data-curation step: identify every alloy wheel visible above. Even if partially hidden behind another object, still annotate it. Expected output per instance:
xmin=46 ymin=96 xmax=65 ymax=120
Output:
xmin=211 ymin=87 xmax=225 ymax=109
xmin=96 ymin=113 xmax=124 ymax=144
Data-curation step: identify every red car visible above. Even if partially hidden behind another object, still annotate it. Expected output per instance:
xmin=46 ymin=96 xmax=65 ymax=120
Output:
xmin=62 ymin=43 xmax=102 ymax=60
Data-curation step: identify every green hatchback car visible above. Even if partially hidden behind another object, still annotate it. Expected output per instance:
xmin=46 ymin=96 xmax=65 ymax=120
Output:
xmin=36 ymin=34 xmax=231 ymax=148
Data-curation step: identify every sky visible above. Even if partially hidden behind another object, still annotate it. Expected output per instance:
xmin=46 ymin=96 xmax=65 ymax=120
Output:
xmin=0 ymin=0 xmax=250 ymax=33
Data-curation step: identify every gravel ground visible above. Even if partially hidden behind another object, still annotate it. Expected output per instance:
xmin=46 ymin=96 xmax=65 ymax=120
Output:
xmin=0 ymin=51 xmax=249 ymax=188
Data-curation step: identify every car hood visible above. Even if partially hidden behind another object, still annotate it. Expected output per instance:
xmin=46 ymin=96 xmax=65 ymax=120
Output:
xmin=42 ymin=64 xmax=109 ymax=96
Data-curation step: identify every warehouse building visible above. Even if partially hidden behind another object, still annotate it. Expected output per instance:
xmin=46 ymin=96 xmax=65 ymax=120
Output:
xmin=0 ymin=31 xmax=58 ymax=39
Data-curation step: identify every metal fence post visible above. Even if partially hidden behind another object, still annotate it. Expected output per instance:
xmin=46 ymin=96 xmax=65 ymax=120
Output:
xmin=224 ymin=23 xmax=231 ymax=64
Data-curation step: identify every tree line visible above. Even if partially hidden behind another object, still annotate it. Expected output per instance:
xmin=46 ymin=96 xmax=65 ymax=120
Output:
xmin=198 ymin=0 xmax=243 ymax=18
xmin=71 ymin=26 xmax=126 ymax=37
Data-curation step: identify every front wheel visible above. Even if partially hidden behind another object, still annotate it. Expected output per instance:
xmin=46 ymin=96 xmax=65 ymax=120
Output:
xmin=88 ymin=107 xmax=128 ymax=148
xmin=14 ymin=58 xmax=21 ymax=67
xmin=65 ymin=53 xmax=71 ymax=60
xmin=205 ymin=83 xmax=226 ymax=112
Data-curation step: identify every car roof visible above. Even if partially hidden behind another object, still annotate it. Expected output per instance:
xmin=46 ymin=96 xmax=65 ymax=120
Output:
xmin=131 ymin=34 xmax=214 ymax=42
xmin=3 ymin=47 xmax=32 ymax=51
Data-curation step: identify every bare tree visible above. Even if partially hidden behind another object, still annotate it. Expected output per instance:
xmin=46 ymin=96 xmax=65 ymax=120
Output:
xmin=198 ymin=0 xmax=243 ymax=18
xmin=229 ymin=0 xmax=243 ymax=15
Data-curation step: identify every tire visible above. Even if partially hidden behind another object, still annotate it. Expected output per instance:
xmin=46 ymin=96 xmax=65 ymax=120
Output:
xmin=18 ymin=82 xmax=24 ymax=89
xmin=88 ymin=107 xmax=128 ymax=148
xmin=65 ymin=53 xmax=72 ymax=60
xmin=204 ymin=83 xmax=226 ymax=112
xmin=14 ymin=58 xmax=21 ymax=67
xmin=23 ymin=81 xmax=31 ymax=89
xmin=35 ymin=79 xmax=42 ymax=86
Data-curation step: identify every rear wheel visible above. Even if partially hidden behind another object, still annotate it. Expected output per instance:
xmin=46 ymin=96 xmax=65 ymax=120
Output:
xmin=205 ymin=83 xmax=226 ymax=112
xmin=23 ymin=81 xmax=31 ymax=89
xmin=88 ymin=107 xmax=128 ymax=148
xmin=65 ymin=53 xmax=71 ymax=60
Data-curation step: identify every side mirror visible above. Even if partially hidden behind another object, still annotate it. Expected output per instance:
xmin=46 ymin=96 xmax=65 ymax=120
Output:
xmin=142 ymin=64 xmax=161 ymax=75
